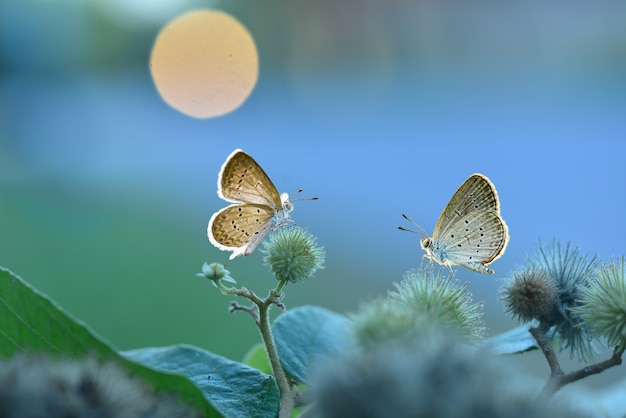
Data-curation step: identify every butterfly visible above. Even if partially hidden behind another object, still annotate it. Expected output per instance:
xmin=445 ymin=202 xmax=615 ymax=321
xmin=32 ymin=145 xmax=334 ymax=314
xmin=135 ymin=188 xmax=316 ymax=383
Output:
xmin=208 ymin=149 xmax=304 ymax=260
xmin=399 ymin=173 xmax=509 ymax=274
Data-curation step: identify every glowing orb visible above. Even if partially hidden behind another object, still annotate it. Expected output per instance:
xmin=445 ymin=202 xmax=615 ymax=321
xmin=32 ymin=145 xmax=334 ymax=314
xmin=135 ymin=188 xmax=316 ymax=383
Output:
xmin=150 ymin=10 xmax=258 ymax=118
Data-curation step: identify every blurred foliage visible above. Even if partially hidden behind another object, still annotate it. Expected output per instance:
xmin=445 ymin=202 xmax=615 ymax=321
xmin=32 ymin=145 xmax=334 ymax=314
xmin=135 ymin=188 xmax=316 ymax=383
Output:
xmin=3 ymin=0 xmax=626 ymax=78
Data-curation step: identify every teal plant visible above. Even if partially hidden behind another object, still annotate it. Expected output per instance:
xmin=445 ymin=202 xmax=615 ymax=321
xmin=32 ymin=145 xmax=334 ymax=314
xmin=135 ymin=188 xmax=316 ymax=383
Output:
xmin=501 ymin=240 xmax=624 ymax=397
xmin=198 ymin=226 xmax=325 ymax=418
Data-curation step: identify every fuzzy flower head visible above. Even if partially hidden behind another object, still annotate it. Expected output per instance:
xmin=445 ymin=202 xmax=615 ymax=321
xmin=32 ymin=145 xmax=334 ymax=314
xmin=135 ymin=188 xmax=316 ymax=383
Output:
xmin=351 ymin=268 xmax=485 ymax=349
xmin=501 ymin=266 xmax=557 ymax=323
xmin=262 ymin=227 xmax=325 ymax=283
xmin=350 ymin=298 xmax=431 ymax=351
xmin=571 ymin=257 xmax=626 ymax=350
xmin=530 ymin=239 xmax=599 ymax=360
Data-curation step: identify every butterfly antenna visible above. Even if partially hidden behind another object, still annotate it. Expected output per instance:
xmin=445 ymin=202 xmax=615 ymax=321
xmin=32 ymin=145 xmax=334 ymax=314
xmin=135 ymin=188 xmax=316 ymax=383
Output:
xmin=398 ymin=213 xmax=427 ymax=237
xmin=291 ymin=188 xmax=319 ymax=202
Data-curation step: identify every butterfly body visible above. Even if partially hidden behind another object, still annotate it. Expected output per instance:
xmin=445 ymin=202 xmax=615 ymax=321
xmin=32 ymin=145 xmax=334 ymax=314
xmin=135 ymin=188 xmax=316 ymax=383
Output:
xmin=208 ymin=149 xmax=294 ymax=260
xmin=402 ymin=173 xmax=509 ymax=275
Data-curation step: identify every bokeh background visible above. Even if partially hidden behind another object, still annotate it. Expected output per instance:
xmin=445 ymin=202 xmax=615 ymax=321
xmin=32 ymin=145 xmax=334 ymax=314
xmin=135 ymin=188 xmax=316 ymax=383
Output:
xmin=2 ymin=0 xmax=625 ymax=393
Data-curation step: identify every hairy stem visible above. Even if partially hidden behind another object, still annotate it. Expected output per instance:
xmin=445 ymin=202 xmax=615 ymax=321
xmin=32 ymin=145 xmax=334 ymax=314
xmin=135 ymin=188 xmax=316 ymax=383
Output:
xmin=540 ymin=346 xmax=625 ymax=397
xmin=257 ymin=297 xmax=295 ymax=418
xmin=529 ymin=321 xmax=563 ymax=378
xmin=226 ymin=283 xmax=295 ymax=417
xmin=228 ymin=301 xmax=258 ymax=322
xmin=275 ymin=279 xmax=287 ymax=295
xmin=531 ymin=322 xmax=625 ymax=398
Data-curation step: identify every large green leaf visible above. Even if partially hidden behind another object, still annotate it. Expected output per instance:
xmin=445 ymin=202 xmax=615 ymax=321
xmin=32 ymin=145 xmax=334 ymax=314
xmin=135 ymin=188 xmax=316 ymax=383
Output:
xmin=0 ymin=266 xmax=114 ymax=356
xmin=0 ymin=266 xmax=216 ymax=417
xmin=273 ymin=305 xmax=353 ymax=384
xmin=124 ymin=345 xmax=280 ymax=418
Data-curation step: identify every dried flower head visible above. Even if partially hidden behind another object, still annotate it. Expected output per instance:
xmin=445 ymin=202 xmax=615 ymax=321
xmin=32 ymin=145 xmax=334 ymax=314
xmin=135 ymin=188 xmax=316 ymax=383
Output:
xmin=501 ymin=266 xmax=557 ymax=322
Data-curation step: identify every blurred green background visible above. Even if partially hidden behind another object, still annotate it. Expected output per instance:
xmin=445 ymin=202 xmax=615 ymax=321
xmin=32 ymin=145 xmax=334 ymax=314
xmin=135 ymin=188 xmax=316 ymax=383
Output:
xmin=2 ymin=0 xmax=626 ymax=393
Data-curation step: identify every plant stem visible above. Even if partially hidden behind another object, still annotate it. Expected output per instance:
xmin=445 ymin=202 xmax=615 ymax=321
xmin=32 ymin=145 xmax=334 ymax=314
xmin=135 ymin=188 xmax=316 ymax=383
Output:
xmin=530 ymin=322 xmax=625 ymax=398
xmin=214 ymin=280 xmax=235 ymax=295
xmin=275 ymin=279 xmax=288 ymax=295
xmin=540 ymin=346 xmax=625 ymax=398
xmin=529 ymin=321 xmax=563 ymax=378
xmin=221 ymin=281 xmax=295 ymax=416
xmin=257 ymin=297 xmax=295 ymax=418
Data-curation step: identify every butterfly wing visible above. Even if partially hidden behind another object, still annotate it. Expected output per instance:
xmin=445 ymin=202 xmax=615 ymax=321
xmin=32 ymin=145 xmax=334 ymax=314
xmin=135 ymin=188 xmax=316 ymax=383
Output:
xmin=208 ymin=203 xmax=274 ymax=259
xmin=429 ymin=210 xmax=509 ymax=274
xmin=217 ymin=149 xmax=282 ymax=208
xmin=432 ymin=173 xmax=501 ymax=240
xmin=425 ymin=173 xmax=508 ymax=274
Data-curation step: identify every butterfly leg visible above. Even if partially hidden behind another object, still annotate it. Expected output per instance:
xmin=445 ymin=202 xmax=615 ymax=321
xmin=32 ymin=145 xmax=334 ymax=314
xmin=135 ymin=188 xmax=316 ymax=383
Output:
xmin=419 ymin=254 xmax=430 ymax=271
xmin=441 ymin=259 xmax=455 ymax=276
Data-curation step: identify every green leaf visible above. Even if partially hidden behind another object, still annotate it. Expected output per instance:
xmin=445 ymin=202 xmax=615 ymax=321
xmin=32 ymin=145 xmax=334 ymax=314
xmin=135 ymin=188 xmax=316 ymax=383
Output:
xmin=124 ymin=345 xmax=280 ymax=418
xmin=485 ymin=323 xmax=539 ymax=355
xmin=0 ymin=266 xmax=114 ymax=357
xmin=243 ymin=342 xmax=272 ymax=375
xmin=0 ymin=266 xmax=216 ymax=417
xmin=273 ymin=305 xmax=352 ymax=384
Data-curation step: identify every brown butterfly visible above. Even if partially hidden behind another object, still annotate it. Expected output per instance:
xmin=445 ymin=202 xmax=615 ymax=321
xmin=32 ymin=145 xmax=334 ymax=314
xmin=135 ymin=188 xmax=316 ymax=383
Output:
xmin=400 ymin=173 xmax=509 ymax=274
xmin=208 ymin=149 xmax=312 ymax=259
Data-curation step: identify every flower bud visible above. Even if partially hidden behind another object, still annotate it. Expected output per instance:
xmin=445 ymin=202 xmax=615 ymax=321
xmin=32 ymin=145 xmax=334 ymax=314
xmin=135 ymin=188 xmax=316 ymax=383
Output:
xmin=196 ymin=262 xmax=236 ymax=288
